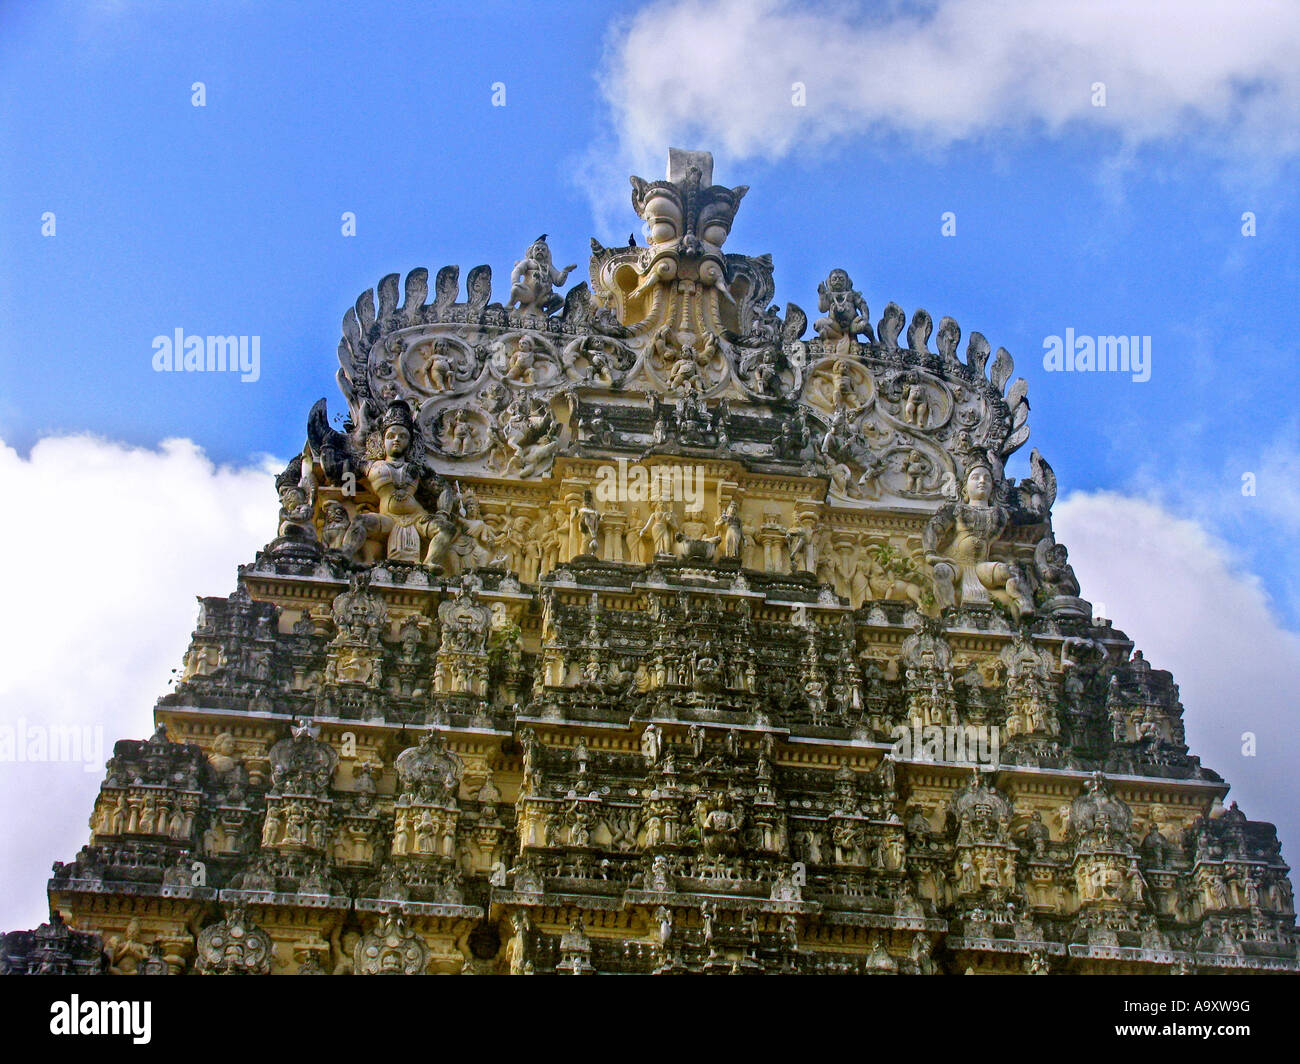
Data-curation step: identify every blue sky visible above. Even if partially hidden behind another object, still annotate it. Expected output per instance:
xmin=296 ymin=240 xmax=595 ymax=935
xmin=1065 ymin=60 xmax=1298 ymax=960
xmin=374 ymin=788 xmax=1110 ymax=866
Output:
xmin=1 ymin=1 xmax=1298 ymax=930
xmin=3 ymin=1 xmax=1298 ymax=620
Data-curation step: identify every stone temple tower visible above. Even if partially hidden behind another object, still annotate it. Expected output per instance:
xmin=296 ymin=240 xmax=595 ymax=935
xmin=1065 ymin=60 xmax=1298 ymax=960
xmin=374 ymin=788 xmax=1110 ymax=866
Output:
xmin=5 ymin=150 xmax=1294 ymax=975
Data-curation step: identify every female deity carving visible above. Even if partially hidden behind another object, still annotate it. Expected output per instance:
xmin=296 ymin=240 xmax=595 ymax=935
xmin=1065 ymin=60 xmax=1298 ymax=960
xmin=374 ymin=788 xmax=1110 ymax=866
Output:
xmin=922 ymin=464 xmax=1035 ymax=621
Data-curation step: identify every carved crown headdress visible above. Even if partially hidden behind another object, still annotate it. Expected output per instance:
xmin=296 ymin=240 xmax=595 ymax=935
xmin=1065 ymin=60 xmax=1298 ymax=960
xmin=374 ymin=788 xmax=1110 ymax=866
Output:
xmin=381 ymin=400 xmax=416 ymax=434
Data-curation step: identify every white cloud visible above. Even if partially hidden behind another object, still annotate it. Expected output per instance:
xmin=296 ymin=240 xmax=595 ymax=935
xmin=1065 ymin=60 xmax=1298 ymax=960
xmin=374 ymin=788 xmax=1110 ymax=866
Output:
xmin=601 ymin=0 xmax=1300 ymax=167
xmin=1054 ymin=490 xmax=1300 ymax=866
xmin=0 ymin=435 xmax=277 ymax=933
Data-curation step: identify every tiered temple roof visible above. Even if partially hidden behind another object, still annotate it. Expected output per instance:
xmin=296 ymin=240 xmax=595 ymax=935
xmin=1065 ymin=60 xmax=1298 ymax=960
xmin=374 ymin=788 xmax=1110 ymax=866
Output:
xmin=7 ymin=150 xmax=1294 ymax=975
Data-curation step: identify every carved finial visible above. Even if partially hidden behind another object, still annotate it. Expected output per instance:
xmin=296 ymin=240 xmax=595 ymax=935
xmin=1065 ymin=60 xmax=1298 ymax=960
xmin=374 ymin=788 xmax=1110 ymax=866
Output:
xmin=667 ymin=147 xmax=713 ymax=186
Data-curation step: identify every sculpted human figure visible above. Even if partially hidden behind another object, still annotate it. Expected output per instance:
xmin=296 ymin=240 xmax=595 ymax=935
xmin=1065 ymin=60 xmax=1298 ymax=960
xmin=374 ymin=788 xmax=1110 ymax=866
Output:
xmin=537 ymin=509 xmax=563 ymax=574
xmin=641 ymin=501 xmax=678 ymax=557
xmin=577 ymin=489 xmax=601 ymax=557
xmin=814 ymin=268 xmax=873 ymax=351
xmin=1034 ymin=536 xmax=1081 ymax=598
xmin=500 ymin=514 xmax=537 ymax=581
xmin=342 ymin=402 xmax=442 ymax=564
xmin=829 ymin=358 xmax=861 ymax=409
xmin=714 ymin=500 xmax=744 ymax=560
xmin=277 ymin=482 xmax=316 ymax=541
xmin=451 ymin=491 xmax=499 ymax=572
xmin=903 ymin=382 xmax=930 ymax=427
xmin=745 ymin=346 xmax=783 ymax=396
xmin=857 ymin=453 xmax=887 ymax=500
xmin=209 ymin=732 xmax=238 ymax=777
xmin=923 ymin=463 xmax=1035 ymax=621
xmin=904 ymin=449 xmax=930 ymax=493
xmin=666 ymin=342 xmax=708 ymax=393
xmin=504 ymin=335 xmax=541 ymax=384
xmin=500 ymin=396 xmax=561 ymax=478
xmin=506 ymin=911 xmax=531 ymax=975
xmin=640 ymin=724 xmax=662 ymax=765
xmin=320 ymin=500 xmax=352 ymax=552
xmin=423 ymin=339 xmax=455 ymax=391
xmin=820 ymin=403 xmax=853 ymax=459
xmin=786 ymin=522 xmax=811 ymax=572
xmin=506 ymin=235 xmax=575 ymax=317
xmin=827 ymin=461 xmax=855 ymax=500
xmin=107 ymin=917 xmax=149 ymax=975
xmin=445 ymin=408 xmax=477 ymax=454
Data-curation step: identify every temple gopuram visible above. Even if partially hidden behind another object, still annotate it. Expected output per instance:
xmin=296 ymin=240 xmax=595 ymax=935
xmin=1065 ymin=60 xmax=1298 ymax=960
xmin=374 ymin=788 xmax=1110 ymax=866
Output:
xmin=6 ymin=149 xmax=1295 ymax=976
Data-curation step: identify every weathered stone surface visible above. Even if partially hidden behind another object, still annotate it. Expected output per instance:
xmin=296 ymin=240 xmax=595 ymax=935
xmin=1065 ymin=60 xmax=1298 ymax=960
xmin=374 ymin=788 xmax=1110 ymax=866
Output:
xmin=6 ymin=150 xmax=1294 ymax=975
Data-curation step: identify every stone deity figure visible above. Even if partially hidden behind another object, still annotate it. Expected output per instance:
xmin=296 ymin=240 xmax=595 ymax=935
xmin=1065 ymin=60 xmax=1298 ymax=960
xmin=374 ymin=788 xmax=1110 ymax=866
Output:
xmin=500 ymin=396 xmax=562 ymax=479
xmin=857 ymin=454 xmax=887 ymax=499
xmin=666 ymin=342 xmax=708 ymax=393
xmin=814 ymin=269 xmax=873 ymax=352
xmin=904 ymin=450 xmax=930 ymax=493
xmin=922 ymin=463 xmax=1035 ymax=621
xmin=506 ymin=235 xmax=576 ymax=317
xmin=504 ymin=335 xmax=542 ymax=384
xmin=445 ymin=408 xmax=477 ymax=454
xmin=343 ymin=402 xmax=441 ymax=564
xmin=535 ymin=510 xmax=561 ymax=574
xmin=277 ymin=484 xmax=316 ymax=541
xmin=577 ymin=489 xmax=601 ymax=557
xmin=786 ymin=522 xmax=811 ymax=572
xmin=714 ymin=500 xmax=744 ymax=560
xmin=320 ymin=500 xmax=352 ymax=552
xmin=641 ymin=501 xmax=678 ymax=557
xmin=423 ymin=340 xmax=455 ymax=392
xmin=580 ymin=336 xmax=619 ymax=386
xmin=903 ymin=383 xmax=930 ymax=427
xmin=820 ymin=403 xmax=853 ymax=459
xmin=640 ymin=724 xmax=662 ymax=765
xmin=451 ymin=491 xmax=499 ymax=572
xmin=1034 ymin=536 xmax=1083 ymax=601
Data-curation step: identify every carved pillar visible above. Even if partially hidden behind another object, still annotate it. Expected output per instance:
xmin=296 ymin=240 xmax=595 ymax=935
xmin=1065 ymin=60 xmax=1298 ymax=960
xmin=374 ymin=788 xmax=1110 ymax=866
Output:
xmin=601 ymin=513 xmax=628 ymax=562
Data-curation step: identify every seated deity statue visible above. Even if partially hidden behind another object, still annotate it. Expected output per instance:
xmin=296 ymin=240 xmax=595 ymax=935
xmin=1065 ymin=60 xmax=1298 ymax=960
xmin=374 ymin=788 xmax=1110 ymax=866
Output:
xmin=922 ymin=463 xmax=1035 ymax=621
xmin=814 ymin=269 xmax=873 ymax=350
xmin=666 ymin=343 xmax=707 ymax=392
xmin=506 ymin=235 xmax=576 ymax=317
xmin=277 ymin=486 xmax=314 ymax=540
xmin=505 ymin=335 xmax=541 ymax=383
xmin=341 ymin=404 xmax=436 ymax=563
xmin=320 ymin=500 xmax=352 ymax=552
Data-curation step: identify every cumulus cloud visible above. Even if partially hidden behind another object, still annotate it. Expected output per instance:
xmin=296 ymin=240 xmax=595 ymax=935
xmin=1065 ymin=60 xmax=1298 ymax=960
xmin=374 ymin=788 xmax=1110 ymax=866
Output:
xmin=601 ymin=0 xmax=1300 ymax=166
xmin=0 ymin=435 xmax=278 ymax=933
xmin=1054 ymin=490 xmax=1300 ymax=865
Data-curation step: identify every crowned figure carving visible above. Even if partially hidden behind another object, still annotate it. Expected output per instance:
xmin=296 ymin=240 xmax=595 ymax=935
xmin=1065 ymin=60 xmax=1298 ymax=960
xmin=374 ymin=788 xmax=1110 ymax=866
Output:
xmin=923 ymin=462 xmax=1035 ymax=620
